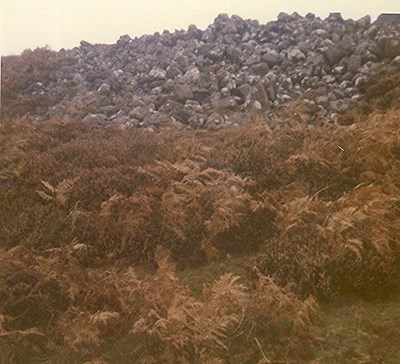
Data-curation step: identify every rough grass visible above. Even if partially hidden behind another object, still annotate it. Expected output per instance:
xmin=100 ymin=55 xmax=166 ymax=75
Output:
xmin=315 ymin=294 xmax=400 ymax=363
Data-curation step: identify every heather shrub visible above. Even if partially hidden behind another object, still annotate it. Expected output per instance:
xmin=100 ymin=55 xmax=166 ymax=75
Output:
xmin=210 ymin=121 xmax=301 ymax=191
xmin=210 ymin=121 xmax=360 ymax=200
xmin=338 ymin=68 xmax=400 ymax=124
xmin=1 ymin=47 xmax=77 ymax=119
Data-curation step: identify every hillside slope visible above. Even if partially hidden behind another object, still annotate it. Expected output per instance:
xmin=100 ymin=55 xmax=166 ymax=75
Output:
xmin=1 ymin=67 xmax=400 ymax=361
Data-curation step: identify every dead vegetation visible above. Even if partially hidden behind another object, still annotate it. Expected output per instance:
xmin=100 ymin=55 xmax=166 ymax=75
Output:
xmin=1 ymin=47 xmax=78 ymax=119
xmin=0 ymin=65 xmax=399 ymax=362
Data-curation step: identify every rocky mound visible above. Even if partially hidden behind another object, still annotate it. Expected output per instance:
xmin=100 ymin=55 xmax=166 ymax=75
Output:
xmin=2 ymin=12 xmax=400 ymax=128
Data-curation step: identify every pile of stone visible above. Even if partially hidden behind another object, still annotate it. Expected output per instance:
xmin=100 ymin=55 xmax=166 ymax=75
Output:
xmin=37 ymin=12 xmax=400 ymax=128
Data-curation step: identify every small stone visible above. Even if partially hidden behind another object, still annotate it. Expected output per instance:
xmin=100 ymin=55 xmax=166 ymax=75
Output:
xmin=149 ymin=67 xmax=167 ymax=80
xmin=333 ymin=66 xmax=345 ymax=74
xmin=206 ymin=112 xmax=224 ymax=127
xmin=97 ymin=83 xmax=111 ymax=95
xmin=392 ymin=55 xmax=400 ymax=65
xmin=322 ymin=75 xmax=336 ymax=84
xmin=244 ymin=53 xmax=262 ymax=66
xmin=83 ymin=113 xmax=107 ymax=124
xmin=213 ymin=97 xmax=238 ymax=110
xmin=287 ymin=47 xmax=306 ymax=62
xmin=117 ymin=34 xmax=131 ymax=46
xmin=184 ymin=100 xmax=203 ymax=112
xmin=143 ymin=112 xmax=169 ymax=127
xmin=80 ymin=40 xmax=91 ymax=47
xmin=182 ymin=67 xmax=200 ymax=84
xmin=316 ymin=96 xmax=329 ymax=105
xmin=112 ymin=115 xmax=130 ymax=125
xmin=254 ymin=100 xmax=262 ymax=110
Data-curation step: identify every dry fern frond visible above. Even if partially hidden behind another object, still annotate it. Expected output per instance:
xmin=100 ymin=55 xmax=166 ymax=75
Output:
xmin=36 ymin=178 xmax=79 ymax=205
xmin=91 ymin=311 xmax=120 ymax=327
xmin=278 ymin=196 xmax=318 ymax=232
xmin=58 ymin=309 xmax=103 ymax=351
xmin=0 ymin=312 xmax=44 ymax=362
xmin=131 ymin=271 xmax=249 ymax=361
xmin=326 ymin=206 xmax=366 ymax=235
xmin=205 ymin=194 xmax=251 ymax=237
xmin=344 ymin=238 xmax=364 ymax=261
xmin=204 ymin=273 xmax=249 ymax=310
xmin=56 ymin=178 xmax=79 ymax=204
xmin=137 ymin=160 xmax=178 ymax=183
xmin=99 ymin=193 xmax=125 ymax=217
xmin=57 ymin=278 xmax=128 ymax=353
xmin=36 ymin=189 xmax=54 ymax=201
xmin=83 ymin=358 xmax=109 ymax=364
xmin=155 ymin=245 xmax=177 ymax=272
xmin=41 ymin=179 xmax=56 ymax=193
xmin=250 ymin=275 xmax=319 ymax=333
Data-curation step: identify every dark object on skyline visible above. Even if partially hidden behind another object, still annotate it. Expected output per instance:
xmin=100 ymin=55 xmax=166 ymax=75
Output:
xmin=375 ymin=13 xmax=400 ymax=26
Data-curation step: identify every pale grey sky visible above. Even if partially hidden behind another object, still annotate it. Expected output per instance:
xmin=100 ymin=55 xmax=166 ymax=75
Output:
xmin=1 ymin=0 xmax=399 ymax=55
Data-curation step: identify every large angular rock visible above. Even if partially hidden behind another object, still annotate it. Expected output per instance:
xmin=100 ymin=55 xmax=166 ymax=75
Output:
xmin=373 ymin=38 xmax=400 ymax=59
xmin=346 ymin=55 xmax=362 ymax=73
xmin=323 ymin=36 xmax=354 ymax=65
xmin=252 ymin=81 xmax=270 ymax=109
xmin=213 ymin=13 xmax=238 ymax=34
xmin=226 ymin=46 xmax=243 ymax=62
xmin=117 ymin=34 xmax=131 ymax=47
xmin=250 ymin=62 xmax=270 ymax=76
xmin=174 ymin=84 xmax=194 ymax=103
xmin=212 ymin=97 xmax=239 ymax=111
xmin=262 ymin=50 xmax=279 ymax=67
xmin=142 ymin=112 xmax=169 ymax=127
xmin=235 ymin=84 xmax=252 ymax=101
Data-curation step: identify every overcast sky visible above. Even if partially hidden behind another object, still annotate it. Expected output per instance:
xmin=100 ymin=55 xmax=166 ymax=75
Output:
xmin=1 ymin=0 xmax=399 ymax=55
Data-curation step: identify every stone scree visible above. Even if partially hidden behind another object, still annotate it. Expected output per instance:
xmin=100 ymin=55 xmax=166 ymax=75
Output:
xmin=35 ymin=12 xmax=400 ymax=128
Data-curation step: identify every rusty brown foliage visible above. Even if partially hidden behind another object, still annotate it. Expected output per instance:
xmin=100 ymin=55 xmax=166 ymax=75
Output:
xmin=1 ymin=47 xmax=78 ymax=119
xmin=0 ymin=69 xmax=399 ymax=362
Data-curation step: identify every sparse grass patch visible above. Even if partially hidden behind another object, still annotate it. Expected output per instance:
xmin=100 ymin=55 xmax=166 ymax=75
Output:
xmin=314 ymin=294 xmax=400 ymax=363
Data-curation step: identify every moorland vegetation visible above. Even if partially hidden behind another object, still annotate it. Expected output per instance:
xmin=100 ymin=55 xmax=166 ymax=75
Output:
xmin=0 ymin=49 xmax=400 ymax=363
